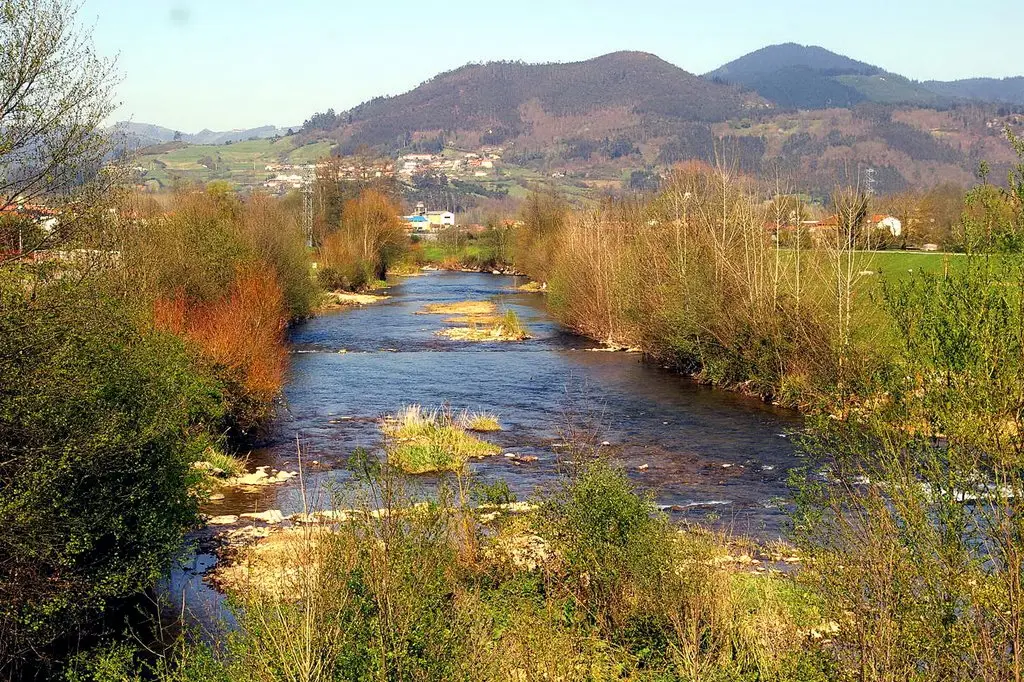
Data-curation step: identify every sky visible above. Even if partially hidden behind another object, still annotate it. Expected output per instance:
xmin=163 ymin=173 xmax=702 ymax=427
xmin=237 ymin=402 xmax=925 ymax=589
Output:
xmin=80 ymin=0 xmax=1022 ymax=133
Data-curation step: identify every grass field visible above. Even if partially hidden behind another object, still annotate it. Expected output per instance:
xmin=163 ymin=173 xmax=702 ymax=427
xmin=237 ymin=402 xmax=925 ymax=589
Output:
xmin=137 ymin=136 xmax=334 ymax=190
xmin=859 ymin=250 xmax=962 ymax=280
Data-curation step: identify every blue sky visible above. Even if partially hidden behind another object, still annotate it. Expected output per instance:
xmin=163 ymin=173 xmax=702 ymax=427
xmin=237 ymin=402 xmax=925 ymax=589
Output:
xmin=80 ymin=0 xmax=1021 ymax=132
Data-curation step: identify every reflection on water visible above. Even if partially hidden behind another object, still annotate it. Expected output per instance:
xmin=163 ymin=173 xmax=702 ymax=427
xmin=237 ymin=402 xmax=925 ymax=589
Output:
xmin=205 ymin=271 xmax=802 ymax=538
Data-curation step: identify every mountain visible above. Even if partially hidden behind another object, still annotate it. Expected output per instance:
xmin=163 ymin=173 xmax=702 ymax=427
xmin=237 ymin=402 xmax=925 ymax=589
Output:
xmin=111 ymin=121 xmax=295 ymax=148
xmin=132 ymin=49 xmax=1020 ymax=203
xmin=708 ymin=43 xmax=881 ymax=82
xmin=330 ymin=51 xmax=766 ymax=153
xmin=706 ymin=43 xmax=949 ymax=109
xmin=922 ymin=77 xmax=1024 ymax=106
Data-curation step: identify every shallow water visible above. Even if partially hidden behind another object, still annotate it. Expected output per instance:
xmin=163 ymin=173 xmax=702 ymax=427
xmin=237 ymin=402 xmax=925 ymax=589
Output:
xmin=168 ymin=270 xmax=805 ymax=630
xmin=204 ymin=270 xmax=802 ymax=536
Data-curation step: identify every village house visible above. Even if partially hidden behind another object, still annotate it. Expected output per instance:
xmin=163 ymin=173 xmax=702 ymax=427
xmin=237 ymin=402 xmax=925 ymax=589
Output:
xmin=783 ymin=214 xmax=903 ymax=238
xmin=426 ymin=211 xmax=455 ymax=227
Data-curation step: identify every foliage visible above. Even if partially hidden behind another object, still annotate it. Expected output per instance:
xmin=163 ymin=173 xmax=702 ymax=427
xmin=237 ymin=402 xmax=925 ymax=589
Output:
xmin=238 ymin=194 xmax=320 ymax=320
xmin=145 ymin=459 xmax=830 ymax=682
xmin=0 ymin=281 xmax=222 ymax=675
xmin=153 ymin=265 xmax=287 ymax=434
xmin=337 ymin=52 xmax=754 ymax=152
xmin=512 ymin=192 xmax=566 ymax=283
xmin=302 ymin=108 xmax=339 ymax=133
xmin=873 ymin=120 xmax=960 ymax=163
xmin=119 ymin=185 xmax=316 ymax=321
xmin=0 ymin=0 xmax=119 ymax=263
xmin=516 ymin=163 xmax=853 ymax=405
xmin=793 ymin=137 xmax=1024 ymax=680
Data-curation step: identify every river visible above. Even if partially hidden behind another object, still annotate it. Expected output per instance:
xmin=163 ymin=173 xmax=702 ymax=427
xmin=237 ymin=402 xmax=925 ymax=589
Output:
xmin=171 ymin=270 xmax=803 ymax=626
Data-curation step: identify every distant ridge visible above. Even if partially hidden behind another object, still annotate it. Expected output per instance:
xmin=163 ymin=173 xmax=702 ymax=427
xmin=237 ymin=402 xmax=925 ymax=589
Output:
xmin=705 ymin=43 xmax=949 ymax=109
xmin=111 ymin=121 xmax=295 ymax=148
xmin=922 ymin=77 xmax=1024 ymax=106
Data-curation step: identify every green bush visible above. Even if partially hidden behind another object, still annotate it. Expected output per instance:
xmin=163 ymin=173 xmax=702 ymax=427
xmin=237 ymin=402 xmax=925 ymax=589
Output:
xmin=539 ymin=460 xmax=672 ymax=633
xmin=0 ymin=281 xmax=224 ymax=673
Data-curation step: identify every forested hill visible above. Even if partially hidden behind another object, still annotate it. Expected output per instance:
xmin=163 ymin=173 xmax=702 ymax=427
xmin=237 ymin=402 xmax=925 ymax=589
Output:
xmin=708 ymin=43 xmax=881 ymax=81
xmin=132 ymin=50 xmax=1024 ymax=201
xmin=324 ymin=51 xmax=765 ymax=154
xmin=705 ymin=43 xmax=950 ymax=109
xmin=922 ymin=77 xmax=1024 ymax=106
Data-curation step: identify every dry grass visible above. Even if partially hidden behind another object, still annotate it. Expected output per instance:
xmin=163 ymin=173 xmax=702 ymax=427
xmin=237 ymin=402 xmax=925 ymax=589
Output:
xmin=420 ymin=300 xmax=497 ymax=316
xmin=436 ymin=309 xmax=530 ymax=342
xmin=462 ymin=412 xmax=502 ymax=432
xmin=442 ymin=314 xmax=502 ymax=325
xmin=321 ymin=291 xmax=389 ymax=307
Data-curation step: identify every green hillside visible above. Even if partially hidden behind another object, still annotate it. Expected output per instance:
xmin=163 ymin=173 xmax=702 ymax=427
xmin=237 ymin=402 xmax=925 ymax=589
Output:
xmin=136 ymin=137 xmax=332 ymax=190
xmin=837 ymin=74 xmax=949 ymax=107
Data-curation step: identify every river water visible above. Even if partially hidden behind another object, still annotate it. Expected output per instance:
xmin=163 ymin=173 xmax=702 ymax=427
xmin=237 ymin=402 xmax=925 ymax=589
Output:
xmin=172 ymin=270 xmax=803 ymax=625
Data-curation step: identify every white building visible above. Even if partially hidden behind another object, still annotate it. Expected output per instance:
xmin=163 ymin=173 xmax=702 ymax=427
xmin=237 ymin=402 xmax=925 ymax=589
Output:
xmin=426 ymin=211 xmax=455 ymax=227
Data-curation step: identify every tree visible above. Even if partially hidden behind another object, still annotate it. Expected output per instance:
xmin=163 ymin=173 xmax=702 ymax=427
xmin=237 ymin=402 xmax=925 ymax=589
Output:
xmin=0 ymin=0 xmax=119 ymax=265
xmin=303 ymin=108 xmax=338 ymax=132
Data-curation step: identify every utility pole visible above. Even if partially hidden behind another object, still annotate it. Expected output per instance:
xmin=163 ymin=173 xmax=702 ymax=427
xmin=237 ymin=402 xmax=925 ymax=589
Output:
xmin=303 ymin=176 xmax=314 ymax=249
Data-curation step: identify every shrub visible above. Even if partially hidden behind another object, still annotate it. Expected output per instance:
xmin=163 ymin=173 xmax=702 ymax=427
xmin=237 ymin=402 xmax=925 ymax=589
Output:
xmin=515 ymin=164 xmax=848 ymax=405
xmin=794 ymin=227 xmax=1024 ymax=679
xmin=239 ymin=194 xmax=320 ymax=320
xmin=318 ymin=189 xmax=406 ymax=290
xmin=119 ymin=187 xmax=318 ymax=323
xmin=154 ymin=265 xmax=288 ymax=433
xmin=538 ymin=460 xmax=672 ymax=632
xmin=0 ymin=281 xmax=222 ymax=674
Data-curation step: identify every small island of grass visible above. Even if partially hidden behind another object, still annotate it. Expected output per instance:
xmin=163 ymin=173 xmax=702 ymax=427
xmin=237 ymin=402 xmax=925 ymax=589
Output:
xmin=381 ymin=405 xmax=502 ymax=474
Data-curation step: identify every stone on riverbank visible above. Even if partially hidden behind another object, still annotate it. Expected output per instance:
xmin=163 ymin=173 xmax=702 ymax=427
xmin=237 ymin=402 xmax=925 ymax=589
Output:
xmin=321 ymin=291 xmax=390 ymax=309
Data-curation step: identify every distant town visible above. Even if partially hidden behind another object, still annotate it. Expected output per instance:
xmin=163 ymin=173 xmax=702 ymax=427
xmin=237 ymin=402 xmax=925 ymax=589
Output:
xmin=253 ymin=147 xmax=505 ymax=196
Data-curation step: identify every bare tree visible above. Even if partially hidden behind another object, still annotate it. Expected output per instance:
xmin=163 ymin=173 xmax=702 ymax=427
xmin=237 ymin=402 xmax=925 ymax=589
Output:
xmin=0 ymin=0 xmax=119 ymax=265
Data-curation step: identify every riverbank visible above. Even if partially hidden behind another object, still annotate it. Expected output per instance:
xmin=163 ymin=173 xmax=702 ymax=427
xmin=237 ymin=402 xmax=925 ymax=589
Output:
xmin=158 ymin=458 xmax=833 ymax=682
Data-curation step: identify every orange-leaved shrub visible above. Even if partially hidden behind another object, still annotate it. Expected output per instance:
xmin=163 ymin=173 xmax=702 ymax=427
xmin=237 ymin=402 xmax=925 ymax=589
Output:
xmin=154 ymin=264 xmax=287 ymax=432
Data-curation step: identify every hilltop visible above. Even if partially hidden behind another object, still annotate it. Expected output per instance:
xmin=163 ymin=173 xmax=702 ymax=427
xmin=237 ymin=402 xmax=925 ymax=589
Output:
xmin=705 ymin=43 xmax=950 ymax=109
xmin=331 ymin=51 xmax=766 ymax=154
